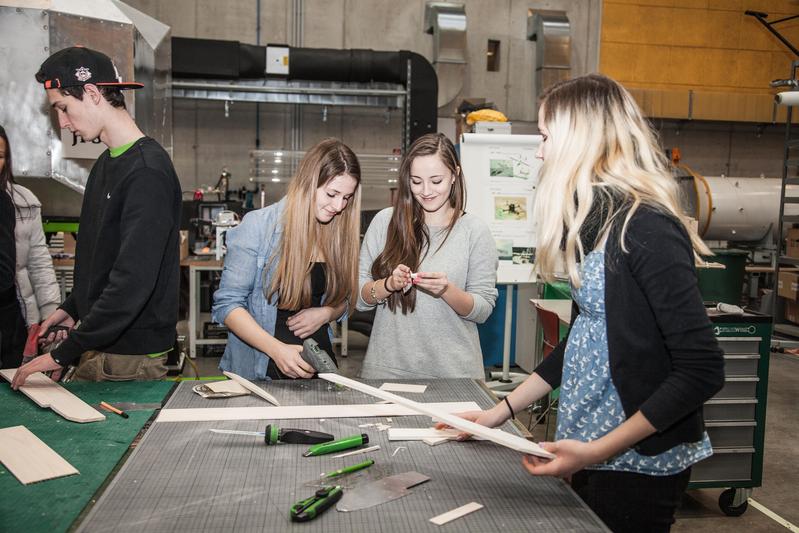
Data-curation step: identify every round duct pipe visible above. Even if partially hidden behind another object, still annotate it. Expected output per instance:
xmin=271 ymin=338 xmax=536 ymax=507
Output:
xmin=680 ymin=174 xmax=799 ymax=242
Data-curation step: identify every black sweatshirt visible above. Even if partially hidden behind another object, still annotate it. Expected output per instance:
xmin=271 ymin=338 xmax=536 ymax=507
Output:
xmin=0 ymin=190 xmax=15 ymax=295
xmin=535 ymin=206 xmax=725 ymax=456
xmin=52 ymin=137 xmax=182 ymax=365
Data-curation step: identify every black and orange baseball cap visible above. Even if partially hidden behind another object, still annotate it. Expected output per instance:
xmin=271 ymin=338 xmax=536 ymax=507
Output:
xmin=35 ymin=46 xmax=143 ymax=90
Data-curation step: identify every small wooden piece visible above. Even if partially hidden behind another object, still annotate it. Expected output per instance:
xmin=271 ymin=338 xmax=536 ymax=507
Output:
xmin=0 ymin=369 xmax=105 ymax=423
xmin=222 ymin=371 xmax=280 ymax=406
xmin=0 ymin=426 xmax=79 ymax=484
xmin=156 ymin=401 xmax=481 ymax=423
xmin=379 ymin=383 xmax=428 ymax=393
xmin=319 ymin=373 xmax=555 ymax=459
xmin=389 ymin=428 xmax=484 ymax=443
xmin=430 ymin=502 xmax=484 ymax=525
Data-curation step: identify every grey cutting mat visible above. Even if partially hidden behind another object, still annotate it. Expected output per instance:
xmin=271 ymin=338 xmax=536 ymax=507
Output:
xmin=76 ymin=379 xmax=608 ymax=532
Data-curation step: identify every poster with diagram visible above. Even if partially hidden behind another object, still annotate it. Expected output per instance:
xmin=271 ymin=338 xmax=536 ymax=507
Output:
xmin=460 ymin=133 xmax=542 ymax=283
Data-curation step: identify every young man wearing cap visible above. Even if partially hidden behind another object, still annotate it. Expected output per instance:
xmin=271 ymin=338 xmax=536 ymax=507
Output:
xmin=11 ymin=46 xmax=181 ymax=389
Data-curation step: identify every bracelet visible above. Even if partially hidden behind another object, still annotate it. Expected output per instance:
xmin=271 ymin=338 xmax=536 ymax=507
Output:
xmin=504 ymin=396 xmax=516 ymax=420
xmin=370 ymin=279 xmax=386 ymax=305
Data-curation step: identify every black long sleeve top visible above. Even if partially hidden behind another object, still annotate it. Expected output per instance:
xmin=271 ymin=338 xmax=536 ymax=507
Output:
xmin=535 ymin=205 xmax=725 ymax=455
xmin=52 ymin=137 xmax=182 ymax=365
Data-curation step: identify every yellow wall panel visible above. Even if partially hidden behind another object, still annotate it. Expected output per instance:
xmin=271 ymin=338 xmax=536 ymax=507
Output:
xmin=601 ymin=0 xmax=799 ymax=121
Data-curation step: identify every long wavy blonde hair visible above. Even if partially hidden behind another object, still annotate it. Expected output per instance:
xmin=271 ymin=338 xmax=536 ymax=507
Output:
xmin=534 ymin=74 xmax=709 ymax=287
xmin=267 ymin=138 xmax=361 ymax=311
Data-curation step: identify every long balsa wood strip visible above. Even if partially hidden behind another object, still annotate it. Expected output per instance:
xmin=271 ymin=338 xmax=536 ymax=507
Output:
xmin=0 ymin=426 xmax=79 ymax=484
xmin=388 ymin=427 xmax=484 ymax=441
xmin=0 ymin=369 xmax=105 ymax=423
xmin=155 ymin=402 xmax=481 ymax=423
xmin=319 ymin=373 xmax=555 ymax=459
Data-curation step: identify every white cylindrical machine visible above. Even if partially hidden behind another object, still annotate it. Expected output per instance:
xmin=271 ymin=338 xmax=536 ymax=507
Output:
xmin=680 ymin=175 xmax=799 ymax=242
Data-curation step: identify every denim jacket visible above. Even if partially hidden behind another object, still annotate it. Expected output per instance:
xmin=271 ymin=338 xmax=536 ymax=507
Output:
xmin=212 ymin=197 xmax=341 ymax=380
xmin=213 ymin=198 xmax=284 ymax=379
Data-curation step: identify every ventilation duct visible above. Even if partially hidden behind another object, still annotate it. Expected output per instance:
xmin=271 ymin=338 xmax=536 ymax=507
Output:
xmin=424 ymin=2 xmax=466 ymax=109
xmin=528 ymin=11 xmax=571 ymax=99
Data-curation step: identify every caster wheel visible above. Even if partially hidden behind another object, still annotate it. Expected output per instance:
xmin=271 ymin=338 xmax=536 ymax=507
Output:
xmin=718 ymin=488 xmax=748 ymax=517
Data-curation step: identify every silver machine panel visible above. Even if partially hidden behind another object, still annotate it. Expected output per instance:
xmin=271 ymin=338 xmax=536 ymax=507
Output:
xmin=0 ymin=1 xmax=171 ymax=195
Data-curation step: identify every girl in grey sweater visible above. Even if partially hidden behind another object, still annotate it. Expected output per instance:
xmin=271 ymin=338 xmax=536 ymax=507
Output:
xmin=357 ymin=133 xmax=498 ymax=379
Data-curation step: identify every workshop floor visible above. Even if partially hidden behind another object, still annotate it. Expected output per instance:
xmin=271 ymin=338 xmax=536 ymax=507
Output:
xmin=183 ymin=333 xmax=799 ymax=532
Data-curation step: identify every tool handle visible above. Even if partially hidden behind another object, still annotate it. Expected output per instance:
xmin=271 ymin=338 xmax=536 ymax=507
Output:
xmin=280 ymin=428 xmax=334 ymax=445
xmin=304 ymin=434 xmax=368 ymax=456
xmin=290 ymin=486 xmax=342 ymax=522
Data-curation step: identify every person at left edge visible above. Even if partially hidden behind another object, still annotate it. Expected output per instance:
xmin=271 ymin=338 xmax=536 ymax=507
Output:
xmin=212 ymin=138 xmax=360 ymax=380
xmin=11 ymin=46 xmax=181 ymax=388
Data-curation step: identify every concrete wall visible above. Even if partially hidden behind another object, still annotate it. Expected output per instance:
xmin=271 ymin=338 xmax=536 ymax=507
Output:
xmin=123 ymin=0 xmax=602 ymax=209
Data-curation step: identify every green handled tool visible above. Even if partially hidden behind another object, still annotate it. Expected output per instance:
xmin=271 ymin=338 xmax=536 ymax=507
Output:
xmin=210 ymin=425 xmax=334 ymax=445
xmin=290 ymin=485 xmax=343 ymax=522
xmin=323 ymin=459 xmax=374 ymax=479
xmin=303 ymin=433 xmax=369 ymax=457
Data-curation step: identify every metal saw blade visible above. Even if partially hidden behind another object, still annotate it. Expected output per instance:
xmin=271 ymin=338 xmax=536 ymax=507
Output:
xmin=336 ymin=471 xmax=430 ymax=512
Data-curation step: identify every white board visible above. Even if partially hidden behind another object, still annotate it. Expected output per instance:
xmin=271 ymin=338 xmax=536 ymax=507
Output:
xmin=460 ymin=133 xmax=542 ymax=283
xmin=155 ymin=402 xmax=481 ymax=423
xmin=319 ymin=373 xmax=555 ymax=459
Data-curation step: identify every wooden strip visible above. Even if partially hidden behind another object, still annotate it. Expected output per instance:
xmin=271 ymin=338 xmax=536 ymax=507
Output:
xmin=222 ymin=371 xmax=280 ymax=406
xmin=0 ymin=426 xmax=79 ymax=484
xmin=206 ymin=380 xmax=249 ymax=394
xmin=319 ymin=373 xmax=555 ymax=459
xmin=423 ymin=437 xmax=450 ymax=446
xmin=155 ymin=401 xmax=481 ymax=423
xmin=388 ymin=428 xmax=484 ymax=442
xmin=332 ymin=445 xmax=381 ymax=458
xmin=430 ymin=502 xmax=484 ymax=525
xmin=0 ymin=369 xmax=105 ymax=423
xmin=379 ymin=383 xmax=428 ymax=393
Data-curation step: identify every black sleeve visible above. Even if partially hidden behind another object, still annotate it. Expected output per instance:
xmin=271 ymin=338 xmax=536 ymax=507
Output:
xmin=51 ymin=169 xmax=175 ymax=364
xmin=533 ymin=301 xmax=579 ymax=388
xmin=0 ymin=191 xmax=16 ymax=291
xmin=627 ymin=216 xmax=725 ymax=432
xmin=59 ymin=293 xmax=79 ymax=321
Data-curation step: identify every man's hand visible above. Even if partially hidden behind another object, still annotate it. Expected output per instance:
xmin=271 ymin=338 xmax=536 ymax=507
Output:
xmin=38 ymin=308 xmax=75 ymax=345
xmin=287 ymin=307 xmax=334 ymax=339
xmin=11 ymin=354 xmax=63 ymax=390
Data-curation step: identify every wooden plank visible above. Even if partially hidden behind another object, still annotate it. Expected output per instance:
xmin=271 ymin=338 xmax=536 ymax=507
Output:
xmin=319 ymin=374 xmax=555 ymax=459
xmin=0 ymin=426 xmax=79 ymax=484
xmin=430 ymin=502 xmax=484 ymax=525
xmin=222 ymin=371 xmax=280 ymax=406
xmin=388 ymin=427 xmax=485 ymax=442
xmin=0 ymin=369 xmax=105 ymax=423
xmin=379 ymin=383 xmax=428 ymax=393
xmin=155 ymin=401 xmax=481 ymax=423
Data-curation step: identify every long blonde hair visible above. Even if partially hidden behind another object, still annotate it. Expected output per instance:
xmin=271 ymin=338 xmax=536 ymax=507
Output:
xmin=267 ymin=138 xmax=362 ymax=311
xmin=534 ymin=74 xmax=709 ymax=287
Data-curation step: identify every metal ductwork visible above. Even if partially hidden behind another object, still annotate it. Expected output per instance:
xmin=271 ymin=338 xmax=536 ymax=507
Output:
xmin=0 ymin=0 xmax=171 ymax=194
xmin=424 ymin=2 xmax=466 ymax=110
xmin=528 ymin=11 xmax=571 ymax=99
xmin=171 ymin=37 xmax=438 ymax=145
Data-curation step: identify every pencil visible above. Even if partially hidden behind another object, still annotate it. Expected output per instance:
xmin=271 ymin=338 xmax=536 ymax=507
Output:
xmin=100 ymin=401 xmax=129 ymax=418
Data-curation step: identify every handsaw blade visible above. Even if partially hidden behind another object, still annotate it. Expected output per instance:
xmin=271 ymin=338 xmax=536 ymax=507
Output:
xmin=209 ymin=429 xmax=265 ymax=437
xmin=336 ymin=471 xmax=430 ymax=512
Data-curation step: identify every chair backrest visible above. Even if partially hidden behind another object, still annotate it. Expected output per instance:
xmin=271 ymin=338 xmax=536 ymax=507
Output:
xmin=535 ymin=305 xmax=562 ymax=358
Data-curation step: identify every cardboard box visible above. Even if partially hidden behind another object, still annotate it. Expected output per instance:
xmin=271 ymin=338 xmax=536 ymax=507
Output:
xmin=787 ymin=228 xmax=799 ymax=258
xmin=62 ymin=232 xmax=76 ymax=254
xmin=785 ymin=299 xmax=799 ymax=324
xmin=778 ymin=271 xmax=799 ymax=301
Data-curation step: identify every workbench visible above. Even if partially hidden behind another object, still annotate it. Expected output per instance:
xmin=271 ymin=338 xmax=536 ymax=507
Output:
xmin=0 ymin=380 xmax=175 ymax=533
xmin=68 ymin=379 xmax=608 ymax=532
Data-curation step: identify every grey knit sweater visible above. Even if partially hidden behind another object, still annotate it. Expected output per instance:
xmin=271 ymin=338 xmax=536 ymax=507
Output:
xmin=357 ymin=208 xmax=498 ymax=379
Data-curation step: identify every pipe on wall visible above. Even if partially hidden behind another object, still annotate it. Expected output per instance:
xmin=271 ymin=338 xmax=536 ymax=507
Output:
xmin=171 ymin=37 xmax=437 ymax=143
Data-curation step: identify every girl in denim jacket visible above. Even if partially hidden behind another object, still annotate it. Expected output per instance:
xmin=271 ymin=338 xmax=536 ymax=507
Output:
xmin=213 ymin=139 xmax=361 ymax=380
